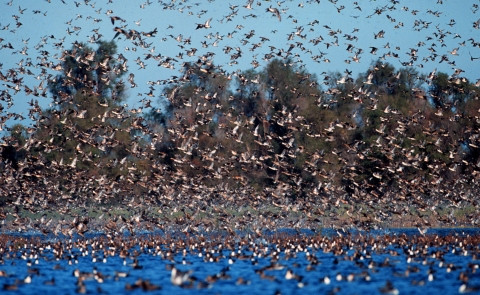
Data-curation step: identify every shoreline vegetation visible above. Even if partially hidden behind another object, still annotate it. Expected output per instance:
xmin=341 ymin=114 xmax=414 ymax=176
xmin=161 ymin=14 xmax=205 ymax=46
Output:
xmin=0 ymin=200 xmax=476 ymax=237
xmin=1 ymin=226 xmax=479 ymax=251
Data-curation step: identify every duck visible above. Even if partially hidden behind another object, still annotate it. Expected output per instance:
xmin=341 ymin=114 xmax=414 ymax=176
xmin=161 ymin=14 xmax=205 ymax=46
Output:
xmin=379 ymin=280 xmax=399 ymax=295
xmin=170 ymin=266 xmax=193 ymax=286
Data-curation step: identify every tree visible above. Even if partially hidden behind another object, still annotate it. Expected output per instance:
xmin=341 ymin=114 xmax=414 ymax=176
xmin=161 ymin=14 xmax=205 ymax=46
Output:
xmin=234 ymin=68 xmax=264 ymax=117
xmin=16 ymin=40 xmax=140 ymax=190
xmin=428 ymin=72 xmax=450 ymax=108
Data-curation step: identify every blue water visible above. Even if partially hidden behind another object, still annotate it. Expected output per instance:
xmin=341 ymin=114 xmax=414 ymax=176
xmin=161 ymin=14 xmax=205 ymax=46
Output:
xmin=0 ymin=228 xmax=479 ymax=294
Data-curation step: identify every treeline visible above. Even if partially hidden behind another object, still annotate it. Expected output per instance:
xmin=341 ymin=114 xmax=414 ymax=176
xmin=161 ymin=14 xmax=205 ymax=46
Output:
xmin=2 ymin=40 xmax=480 ymax=208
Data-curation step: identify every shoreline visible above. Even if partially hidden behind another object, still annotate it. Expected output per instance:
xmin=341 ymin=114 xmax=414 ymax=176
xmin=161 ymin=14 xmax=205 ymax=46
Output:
xmin=1 ymin=202 xmax=477 ymax=238
xmin=1 ymin=225 xmax=478 ymax=241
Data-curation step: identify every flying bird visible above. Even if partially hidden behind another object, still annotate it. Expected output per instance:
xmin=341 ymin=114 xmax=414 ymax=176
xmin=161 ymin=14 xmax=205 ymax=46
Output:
xmin=110 ymin=16 xmax=125 ymax=25
xmin=196 ymin=18 xmax=212 ymax=29
xmin=266 ymin=6 xmax=282 ymax=21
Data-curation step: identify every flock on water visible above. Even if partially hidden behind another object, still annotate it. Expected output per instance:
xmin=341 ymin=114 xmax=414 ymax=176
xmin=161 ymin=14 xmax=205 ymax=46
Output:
xmin=0 ymin=231 xmax=479 ymax=293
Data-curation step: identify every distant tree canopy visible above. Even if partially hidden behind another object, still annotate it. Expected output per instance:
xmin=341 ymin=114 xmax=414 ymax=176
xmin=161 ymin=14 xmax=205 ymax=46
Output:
xmin=3 ymin=53 xmax=480 ymax=206
xmin=4 ymin=40 xmax=147 ymax=201
xmin=146 ymin=57 xmax=480 ymax=200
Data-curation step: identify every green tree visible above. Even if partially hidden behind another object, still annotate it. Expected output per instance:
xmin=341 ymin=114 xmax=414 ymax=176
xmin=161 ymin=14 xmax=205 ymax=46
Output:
xmin=27 ymin=40 xmax=135 ymax=181
xmin=428 ymin=72 xmax=449 ymax=108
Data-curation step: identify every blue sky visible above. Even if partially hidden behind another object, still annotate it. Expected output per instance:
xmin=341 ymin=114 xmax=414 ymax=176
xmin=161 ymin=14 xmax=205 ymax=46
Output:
xmin=1 ymin=0 xmax=479 ymax=133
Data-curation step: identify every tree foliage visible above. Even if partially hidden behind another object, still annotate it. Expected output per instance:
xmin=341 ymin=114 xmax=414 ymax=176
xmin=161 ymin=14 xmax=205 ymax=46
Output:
xmin=3 ymin=54 xmax=480 ymax=213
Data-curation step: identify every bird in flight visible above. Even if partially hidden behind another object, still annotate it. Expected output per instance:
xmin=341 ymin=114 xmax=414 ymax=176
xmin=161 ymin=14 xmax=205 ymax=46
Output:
xmin=110 ymin=16 xmax=125 ymax=25
xmin=196 ymin=18 xmax=212 ymax=29
xmin=266 ymin=6 xmax=282 ymax=21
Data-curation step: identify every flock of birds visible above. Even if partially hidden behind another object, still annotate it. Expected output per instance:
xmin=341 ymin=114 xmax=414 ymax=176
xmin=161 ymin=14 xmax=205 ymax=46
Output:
xmin=0 ymin=0 xmax=480 ymax=238
xmin=0 ymin=230 xmax=480 ymax=293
